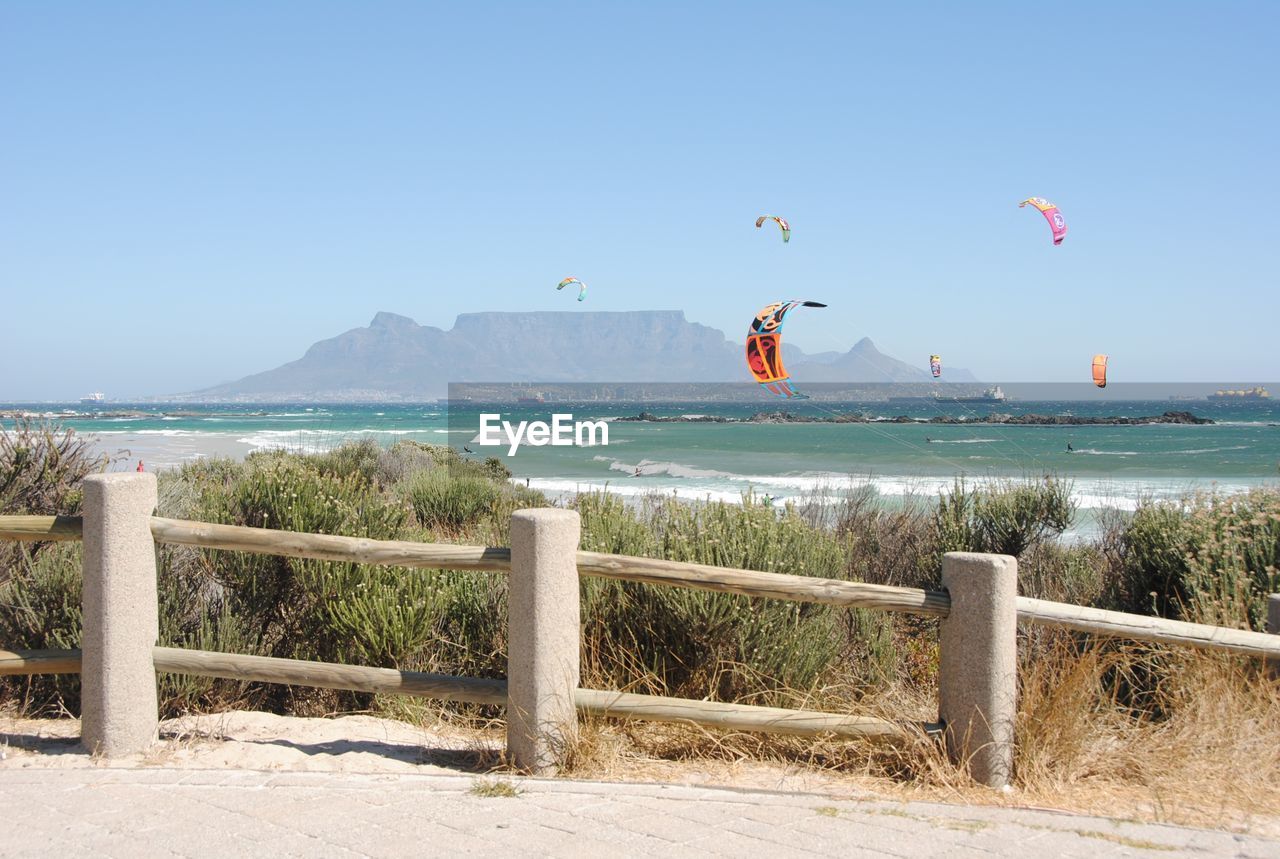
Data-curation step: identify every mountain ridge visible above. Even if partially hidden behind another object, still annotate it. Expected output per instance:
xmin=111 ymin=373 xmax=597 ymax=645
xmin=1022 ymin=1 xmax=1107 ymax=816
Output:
xmin=189 ymin=310 xmax=977 ymax=400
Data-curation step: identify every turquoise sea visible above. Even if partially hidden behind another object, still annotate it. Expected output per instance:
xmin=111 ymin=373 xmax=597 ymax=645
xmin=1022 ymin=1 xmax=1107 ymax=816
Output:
xmin=5 ymin=399 xmax=1280 ymax=529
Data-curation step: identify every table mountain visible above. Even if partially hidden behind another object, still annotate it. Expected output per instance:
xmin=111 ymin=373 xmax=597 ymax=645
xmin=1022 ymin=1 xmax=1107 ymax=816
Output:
xmin=188 ymin=311 xmax=975 ymax=400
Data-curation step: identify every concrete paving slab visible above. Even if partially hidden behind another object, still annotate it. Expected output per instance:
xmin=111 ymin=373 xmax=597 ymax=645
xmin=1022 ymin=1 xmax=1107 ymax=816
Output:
xmin=0 ymin=767 xmax=1276 ymax=858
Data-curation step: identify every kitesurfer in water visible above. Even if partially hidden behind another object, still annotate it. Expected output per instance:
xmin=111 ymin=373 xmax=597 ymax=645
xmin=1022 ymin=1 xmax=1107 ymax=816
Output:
xmin=1066 ymin=442 xmax=1074 ymax=452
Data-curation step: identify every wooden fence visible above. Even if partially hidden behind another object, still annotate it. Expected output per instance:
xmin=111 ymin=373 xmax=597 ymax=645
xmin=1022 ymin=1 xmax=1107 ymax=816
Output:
xmin=2 ymin=474 xmax=1278 ymax=787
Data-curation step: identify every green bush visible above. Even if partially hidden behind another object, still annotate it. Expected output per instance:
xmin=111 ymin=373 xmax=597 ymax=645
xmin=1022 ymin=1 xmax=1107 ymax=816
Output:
xmin=1118 ymin=490 xmax=1280 ymax=629
xmin=935 ymin=477 xmax=1075 ymax=558
xmin=574 ymin=492 xmax=843 ymax=703
xmin=0 ymin=542 xmax=84 ymax=713
xmin=0 ymin=419 xmax=108 ymax=516
xmin=405 ymin=469 xmax=500 ymax=533
xmin=191 ymin=456 xmax=409 ymax=673
xmin=309 ymin=437 xmax=384 ymax=486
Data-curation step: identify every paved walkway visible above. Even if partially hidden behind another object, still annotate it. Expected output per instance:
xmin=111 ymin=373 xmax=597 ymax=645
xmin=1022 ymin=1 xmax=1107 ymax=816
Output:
xmin=1 ymin=768 xmax=1276 ymax=858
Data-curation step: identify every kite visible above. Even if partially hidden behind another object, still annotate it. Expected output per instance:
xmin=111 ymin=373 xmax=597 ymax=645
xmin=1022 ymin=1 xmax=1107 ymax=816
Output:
xmin=746 ymin=300 xmax=826 ymax=398
xmin=1019 ymin=197 xmax=1067 ymax=245
xmin=929 ymin=355 xmax=942 ymax=378
xmin=557 ymin=277 xmax=586 ymax=302
xmin=755 ymin=215 xmax=791 ymax=243
xmin=1092 ymin=354 xmax=1108 ymax=388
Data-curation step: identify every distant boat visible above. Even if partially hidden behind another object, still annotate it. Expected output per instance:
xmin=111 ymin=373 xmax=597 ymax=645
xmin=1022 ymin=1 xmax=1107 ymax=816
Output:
xmin=79 ymin=392 xmax=105 ymax=405
xmin=889 ymin=386 xmax=1008 ymax=404
xmin=936 ymin=386 xmax=1008 ymax=404
xmin=1208 ymin=386 xmax=1270 ymax=400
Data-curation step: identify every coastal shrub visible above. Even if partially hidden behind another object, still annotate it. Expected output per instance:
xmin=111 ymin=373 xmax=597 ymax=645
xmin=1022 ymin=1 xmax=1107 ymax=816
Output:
xmin=0 ymin=418 xmax=108 ymax=515
xmin=1111 ymin=500 xmax=1193 ymax=617
xmin=831 ymin=486 xmax=939 ymax=589
xmin=308 ymin=437 xmax=383 ymax=486
xmin=318 ymin=564 xmax=456 ymax=668
xmin=198 ymin=454 xmax=407 ymax=538
xmin=375 ymin=440 xmax=442 ymax=486
xmin=0 ymin=542 xmax=84 ymax=712
xmin=157 ymin=589 xmax=260 ymax=713
xmin=1019 ymin=542 xmax=1108 ymax=606
xmin=405 ymin=469 xmax=500 ymax=533
xmin=934 ymin=477 xmax=1075 ymax=559
xmin=1119 ymin=491 xmax=1280 ymax=629
xmin=190 ymin=456 xmax=409 ymax=672
xmin=574 ymin=492 xmax=843 ymax=703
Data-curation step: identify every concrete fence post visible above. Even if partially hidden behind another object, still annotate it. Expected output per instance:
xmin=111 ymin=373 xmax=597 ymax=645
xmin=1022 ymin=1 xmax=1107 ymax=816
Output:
xmin=939 ymin=552 xmax=1018 ymax=788
xmin=1266 ymin=594 xmax=1280 ymax=681
xmin=507 ymin=508 xmax=581 ymax=775
xmin=80 ymin=472 xmax=159 ymax=757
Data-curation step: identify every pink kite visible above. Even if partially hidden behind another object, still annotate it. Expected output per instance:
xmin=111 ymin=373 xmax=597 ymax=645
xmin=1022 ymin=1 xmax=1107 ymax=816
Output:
xmin=1019 ymin=197 xmax=1067 ymax=245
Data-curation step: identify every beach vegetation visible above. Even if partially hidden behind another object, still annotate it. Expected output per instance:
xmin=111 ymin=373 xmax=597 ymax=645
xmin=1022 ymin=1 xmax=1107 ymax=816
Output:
xmin=1 ymin=433 xmax=1278 ymax=826
xmin=0 ymin=418 xmax=110 ymax=517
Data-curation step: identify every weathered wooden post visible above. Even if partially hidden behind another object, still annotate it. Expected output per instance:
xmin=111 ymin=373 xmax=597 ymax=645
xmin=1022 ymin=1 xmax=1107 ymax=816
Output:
xmin=80 ymin=473 xmax=159 ymax=756
xmin=507 ymin=508 xmax=581 ymax=775
xmin=1267 ymin=594 xmax=1280 ymax=681
xmin=939 ymin=552 xmax=1018 ymax=788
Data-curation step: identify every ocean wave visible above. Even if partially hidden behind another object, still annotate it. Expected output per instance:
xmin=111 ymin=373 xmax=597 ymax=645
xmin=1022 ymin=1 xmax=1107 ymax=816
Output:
xmin=1213 ymin=421 xmax=1278 ymax=427
xmin=534 ymin=466 xmax=1270 ymax=512
xmin=1069 ymin=449 xmax=1138 ymax=456
xmin=926 ymin=438 xmax=1001 ymax=444
xmin=605 ymin=458 xmax=738 ymax=480
xmin=523 ymin=478 xmax=743 ymax=505
xmin=96 ymin=429 xmax=195 ymax=437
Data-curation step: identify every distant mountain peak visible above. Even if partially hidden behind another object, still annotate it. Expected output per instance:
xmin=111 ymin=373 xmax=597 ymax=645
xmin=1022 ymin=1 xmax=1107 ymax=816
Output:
xmin=370 ymin=311 xmax=419 ymax=330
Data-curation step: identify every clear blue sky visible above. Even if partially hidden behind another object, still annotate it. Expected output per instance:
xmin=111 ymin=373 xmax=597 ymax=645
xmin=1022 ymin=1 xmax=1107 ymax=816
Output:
xmin=2 ymin=2 xmax=1277 ymax=398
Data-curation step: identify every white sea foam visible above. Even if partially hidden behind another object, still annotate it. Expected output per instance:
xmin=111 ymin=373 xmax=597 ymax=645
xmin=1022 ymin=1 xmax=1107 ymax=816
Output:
xmin=554 ymin=460 xmax=1269 ymax=513
xmin=605 ymin=458 xmax=737 ymax=480
xmin=926 ymin=438 xmax=1001 ymax=444
xmin=524 ymin=478 xmax=743 ymax=505
xmin=96 ymin=429 xmax=194 ymax=437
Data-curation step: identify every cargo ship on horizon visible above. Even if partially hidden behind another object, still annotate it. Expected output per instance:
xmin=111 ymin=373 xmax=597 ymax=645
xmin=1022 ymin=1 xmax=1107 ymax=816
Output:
xmin=1208 ymin=386 xmax=1270 ymax=400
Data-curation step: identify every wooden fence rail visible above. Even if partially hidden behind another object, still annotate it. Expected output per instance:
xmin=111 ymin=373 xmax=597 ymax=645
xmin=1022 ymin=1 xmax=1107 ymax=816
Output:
xmin=6 ymin=513 xmax=1275 ymax=656
xmin=0 ymin=648 xmax=82 ymax=675
xmin=2 ymin=487 xmax=1279 ymax=790
xmin=1016 ymin=597 xmax=1280 ymax=658
xmin=0 ymin=515 xmax=82 ymax=542
xmin=1 ymin=646 xmax=921 ymax=743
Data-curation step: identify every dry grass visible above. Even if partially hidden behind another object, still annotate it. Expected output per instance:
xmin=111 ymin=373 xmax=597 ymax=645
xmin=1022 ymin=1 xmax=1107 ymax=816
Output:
xmin=555 ymin=640 xmax=1280 ymax=835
